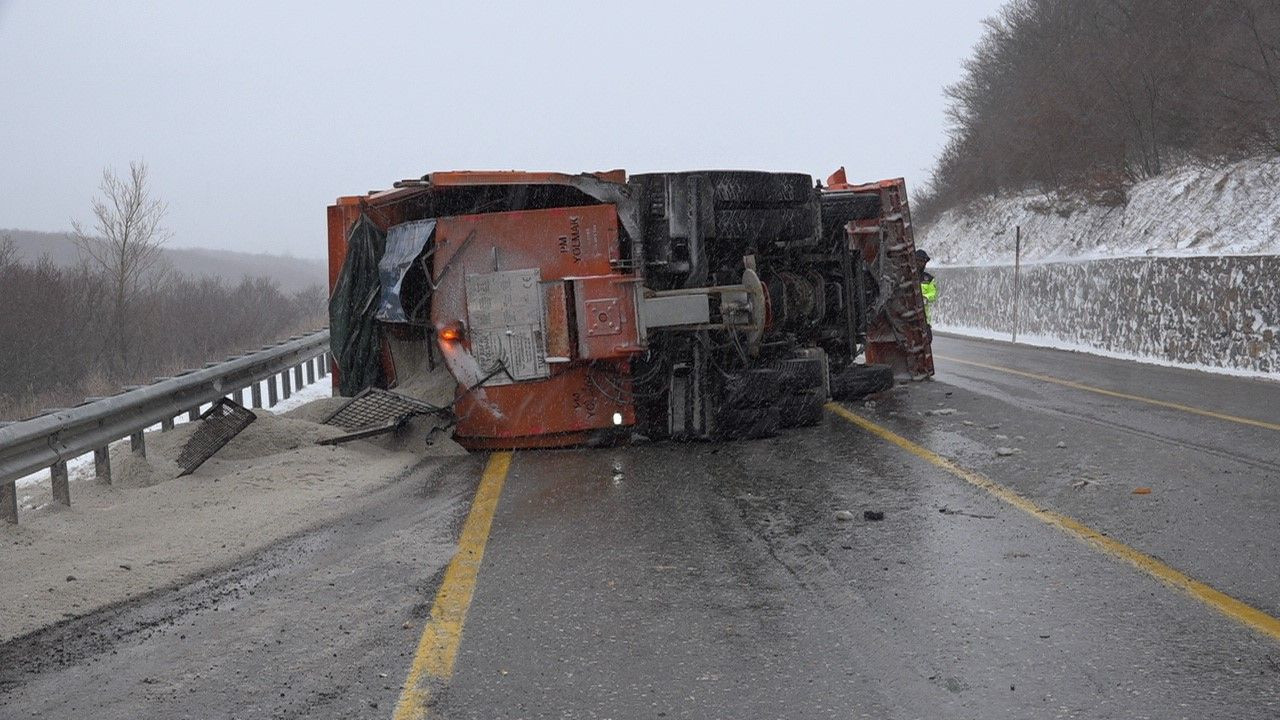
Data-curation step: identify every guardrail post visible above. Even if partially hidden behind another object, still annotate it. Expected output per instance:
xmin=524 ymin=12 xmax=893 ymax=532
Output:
xmin=318 ymin=353 xmax=328 ymax=378
xmin=161 ymin=417 xmax=174 ymax=431
xmin=51 ymin=461 xmax=70 ymax=506
xmin=234 ymin=387 xmax=246 ymax=407
xmin=2 ymin=480 xmax=16 ymax=524
xmin=305 ymin=359 xmax=315 ymax=385
xmin=94 ymin=447 xmax=112 ymax=484
xmin=130 ymin=431 xmax=146 ymax=457
xmin=268 ymin=376 xmax=279 ymax=406
xmin=281 ymin=371 xmax=292 ymax=400
xmin=294 ymin=363 xmax=305 ymax=390
xmin=251 ymin=381 xmax=263 ymax=408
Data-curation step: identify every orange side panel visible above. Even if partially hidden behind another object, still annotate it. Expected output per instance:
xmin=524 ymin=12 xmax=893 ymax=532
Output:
xmin=327 ymin=200 xmax=364 ymax=295
xmin=431 ymin=205 xmax=633 ymax=446
xmin=451 ymin=367 xmax=634 ymax=447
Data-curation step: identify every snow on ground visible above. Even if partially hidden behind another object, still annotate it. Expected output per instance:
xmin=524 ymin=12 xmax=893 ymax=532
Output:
xmin=921 ymin=156 xmax=1280 ymax=266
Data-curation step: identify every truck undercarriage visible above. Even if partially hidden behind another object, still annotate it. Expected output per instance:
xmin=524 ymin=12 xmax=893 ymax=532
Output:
xmin=327 ymin=168 xmax=933 ymax=449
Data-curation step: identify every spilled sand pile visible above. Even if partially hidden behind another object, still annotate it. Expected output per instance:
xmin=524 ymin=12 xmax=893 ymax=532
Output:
xmin=1 ymin=369 xmax=467 ymax=642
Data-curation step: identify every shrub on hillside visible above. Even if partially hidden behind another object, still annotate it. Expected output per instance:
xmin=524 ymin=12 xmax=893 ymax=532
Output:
xmin=917 ymin=0 xmax=1280 ymax=223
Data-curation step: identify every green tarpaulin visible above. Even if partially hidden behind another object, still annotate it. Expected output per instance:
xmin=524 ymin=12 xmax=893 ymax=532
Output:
xmin=328 ymin=215 xmax=387 ymax=396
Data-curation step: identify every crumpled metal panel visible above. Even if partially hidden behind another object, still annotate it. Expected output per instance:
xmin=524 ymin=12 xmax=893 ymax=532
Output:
xmin=376 ymin=219 xmax=436 ymax=323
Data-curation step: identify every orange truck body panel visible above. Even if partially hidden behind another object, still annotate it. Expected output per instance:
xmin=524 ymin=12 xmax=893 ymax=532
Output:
xmin=826 ymin=170 xmax=934 ymax=379
xmin=429 ymin=204 xmax=638 ymax=449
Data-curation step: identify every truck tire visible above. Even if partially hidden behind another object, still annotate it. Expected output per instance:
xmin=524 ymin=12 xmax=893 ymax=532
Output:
xmin=706 ymin=171 xmax=814 ymax=204
xmin=721 ymin=368 xmax=786 ymax=409
xmin=820 ymin=192 xmax=882 ymax=234
xmin=632 ymin=171 xmax=814 ymax=205
xmin=713 ymin=404 xmax=782 ymax=440
xmin=778 ymin=389 xmax=825 ymax=428
xmin=775 ymin=357 xmax=826 ymax=392
xmin=830 ymin=364 xmax=894 ymax=400
xmin=713 ymin=205 xmax=819 ymax=242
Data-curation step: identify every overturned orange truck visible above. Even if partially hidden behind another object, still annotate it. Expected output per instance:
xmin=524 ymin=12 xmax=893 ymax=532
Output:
xmin=327 ymin=168 xmax=932 ymax=449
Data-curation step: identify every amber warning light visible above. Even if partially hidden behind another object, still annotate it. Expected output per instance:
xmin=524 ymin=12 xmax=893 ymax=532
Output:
xmin=438 ymin=322 xmax=465 ymax=343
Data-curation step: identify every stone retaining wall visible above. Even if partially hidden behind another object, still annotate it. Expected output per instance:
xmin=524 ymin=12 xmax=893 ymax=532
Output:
xmin=931 ymin=256 xmax=1279 ymax=375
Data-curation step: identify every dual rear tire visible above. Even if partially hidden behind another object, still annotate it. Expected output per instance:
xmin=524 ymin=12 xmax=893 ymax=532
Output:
xmin=713 ymin=358 xmax=893 ymax=440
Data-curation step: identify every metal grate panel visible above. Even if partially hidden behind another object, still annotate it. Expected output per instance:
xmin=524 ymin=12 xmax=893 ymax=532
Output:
xmin=322 ymin=388 xmax=446 ymax=431
xmin=176 ymin=399 xmax=257 ymax=476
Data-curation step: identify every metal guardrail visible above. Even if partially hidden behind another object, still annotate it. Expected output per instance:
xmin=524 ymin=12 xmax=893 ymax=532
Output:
xmin=0 ymin=329 xmax=332 ymax=523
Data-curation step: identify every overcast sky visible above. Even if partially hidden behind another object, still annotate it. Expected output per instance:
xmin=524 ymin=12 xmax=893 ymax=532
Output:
xmin=0 ymin=1 xmax=1004 ymax=259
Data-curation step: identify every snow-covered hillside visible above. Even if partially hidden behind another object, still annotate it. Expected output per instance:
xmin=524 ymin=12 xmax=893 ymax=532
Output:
xmin=921 ymin=156 xmax=1280 ymax=266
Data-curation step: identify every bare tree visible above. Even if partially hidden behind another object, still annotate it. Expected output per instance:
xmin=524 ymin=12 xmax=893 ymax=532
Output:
xmin=0 ymin=233 xmax=16 ymax=268
xmin=71 ymin=161 xmax=173 ymax=378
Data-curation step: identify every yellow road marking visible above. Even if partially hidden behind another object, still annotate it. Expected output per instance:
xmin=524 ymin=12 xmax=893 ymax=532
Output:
xmin=392 ymin=451 xmax=512 ymax=720
xmin=826 ymin=402 xmax=1280 ymax=644
xmin=936 ymin=354 xmax=1280 ymax=432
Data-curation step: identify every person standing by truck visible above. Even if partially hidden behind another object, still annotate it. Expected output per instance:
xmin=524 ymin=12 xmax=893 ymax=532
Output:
xmin=916 ymin=249 xmax=936 ymax=341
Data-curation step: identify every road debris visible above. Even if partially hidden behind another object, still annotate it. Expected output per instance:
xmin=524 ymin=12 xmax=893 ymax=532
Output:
xmin=834 ymin=510 xmax=855 ymax=522
xmin=176 ymin=399 xmax=257 ymax=476
xmin=1132 ymin=487 xmax=1152 ymax=495
xmin=938 ymin=506 xmax=996 ymax=519
xmin=995 ymin=447 xmax=1019 ymax=457
xmin=925 ymin=408 xmax=958 ymax=416
xmin=863 ymin=510 xmax=885 ymax=521
xmin=1056 ymin=441 xmax=1068 ymax=448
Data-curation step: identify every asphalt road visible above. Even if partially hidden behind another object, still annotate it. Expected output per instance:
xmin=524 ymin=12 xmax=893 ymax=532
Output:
xmin=3 ymin=334 xmax=1280 ymax=719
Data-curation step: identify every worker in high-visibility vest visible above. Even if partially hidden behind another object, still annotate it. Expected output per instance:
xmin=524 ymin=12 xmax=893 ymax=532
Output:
xmin=916 ymin=249 xmax=936 ymax=341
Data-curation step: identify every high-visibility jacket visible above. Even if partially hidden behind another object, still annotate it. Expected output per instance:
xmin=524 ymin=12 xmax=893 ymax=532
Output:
xmin=920 ymin=273 xmax=937 ymax=322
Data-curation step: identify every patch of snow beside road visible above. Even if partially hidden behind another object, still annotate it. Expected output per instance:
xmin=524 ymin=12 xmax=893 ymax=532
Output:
xmin=922 ymin=156 xmax=1280 ymax=266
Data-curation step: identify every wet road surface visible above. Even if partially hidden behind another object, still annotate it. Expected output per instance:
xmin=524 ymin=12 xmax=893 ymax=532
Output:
xmin=3 ymin=334 xmax=1280 ymax=718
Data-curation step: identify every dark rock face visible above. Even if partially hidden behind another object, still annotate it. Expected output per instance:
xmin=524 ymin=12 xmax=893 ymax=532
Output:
xmin=932 ymin=256 xmax=1279 ymax=374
